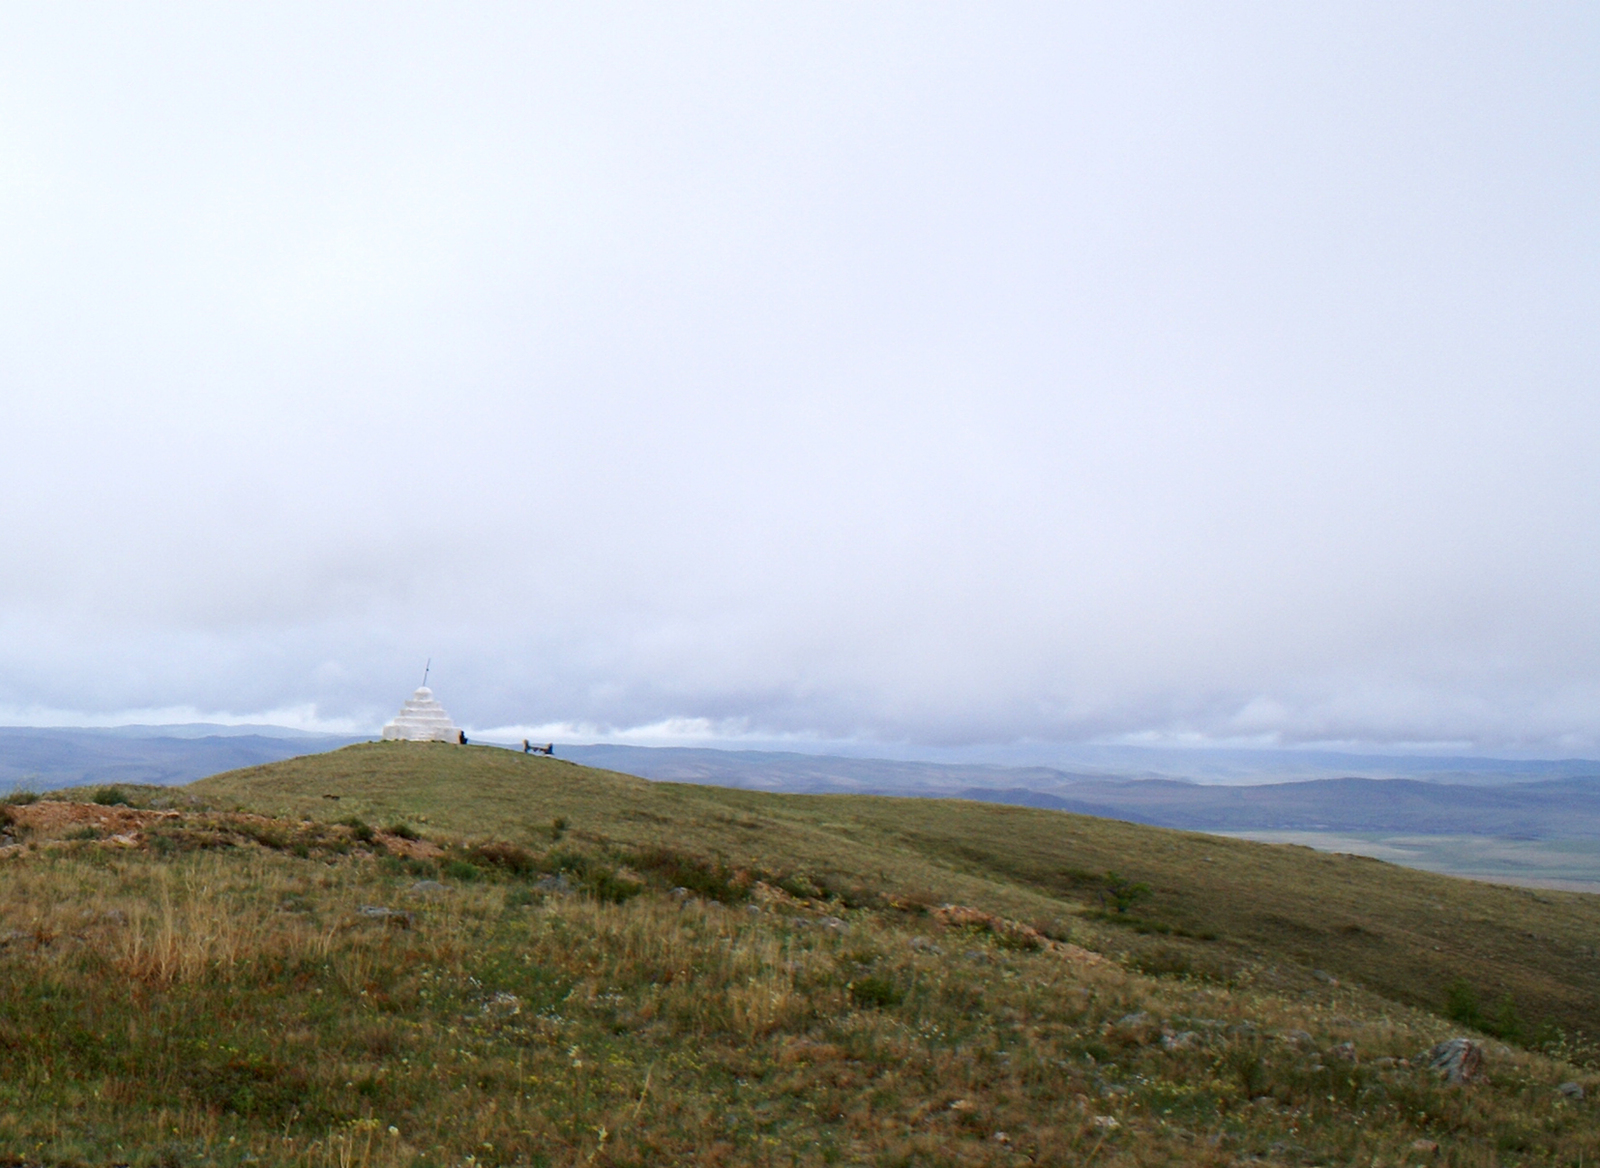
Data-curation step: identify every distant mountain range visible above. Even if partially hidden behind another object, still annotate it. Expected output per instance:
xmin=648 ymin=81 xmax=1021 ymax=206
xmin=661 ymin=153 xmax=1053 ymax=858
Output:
xmin=559 ymin=744 xmax=1600 ymax=840
xmin=7 ymin=728 xmax=1600 ymax=841
xmin=0 ymin=726 xmax=363 ymax=790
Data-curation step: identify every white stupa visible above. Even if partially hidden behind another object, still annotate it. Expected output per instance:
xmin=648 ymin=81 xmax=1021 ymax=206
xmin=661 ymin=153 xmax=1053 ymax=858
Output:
xmin=381 ymin=687 xmax=461 ymax=742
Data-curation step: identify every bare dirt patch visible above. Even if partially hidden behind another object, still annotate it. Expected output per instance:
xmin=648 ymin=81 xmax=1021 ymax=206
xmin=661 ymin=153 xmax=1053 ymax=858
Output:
xmin=0 ymin=800 xmax=442 ymax=861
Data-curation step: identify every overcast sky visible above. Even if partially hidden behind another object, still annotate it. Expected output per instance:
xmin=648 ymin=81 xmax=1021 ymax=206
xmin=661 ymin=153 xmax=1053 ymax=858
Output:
xmin=1 ymin=4 xmax=1597 ymax=755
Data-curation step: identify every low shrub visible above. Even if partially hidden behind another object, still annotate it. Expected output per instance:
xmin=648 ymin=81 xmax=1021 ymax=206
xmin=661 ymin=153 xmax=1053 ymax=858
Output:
xmin=91 ymin=786 xmax=131 ymax=807
xmin=584 ymin=867 xmax=644 ymax=905
xmin=1101 ymin=871 xmax=1152 ymax=914
xmin=237 ymin=822 xmax=291 ymax=850
xmin=629 ymin=847 xmax=747 ymax=903
xmin=1448 ymin=978 xmax=1530 ymax=1043
xmin=339 ymin=817 xmax=375 ymax=843
xmin=1 ymin=789 xmax=39 ymax=806
xmin=386 ymin=822 xmax=420 ymax=841
xmin=849 ymin=976 xmax=904 ymax=1009
xmin=466 ymin=841 xmax=539 ymax=875
xmin=775 ymin=872 xmax=825 ymax=901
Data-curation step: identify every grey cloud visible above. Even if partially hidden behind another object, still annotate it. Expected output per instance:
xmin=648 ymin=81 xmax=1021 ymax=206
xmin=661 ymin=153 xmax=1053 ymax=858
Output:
xmin=0 ymin=4 xmax=1596 ymax=753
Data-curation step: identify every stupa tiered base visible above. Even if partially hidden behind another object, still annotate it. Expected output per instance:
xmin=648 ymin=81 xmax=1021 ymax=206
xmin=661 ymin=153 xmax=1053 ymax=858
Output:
xmin=381 ymin=687 xmax=461 ymax=742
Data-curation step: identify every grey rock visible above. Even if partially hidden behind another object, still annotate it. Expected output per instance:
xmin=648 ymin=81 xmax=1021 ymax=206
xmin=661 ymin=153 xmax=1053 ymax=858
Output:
xmin=909 ymin=936 xmax=944 ymax=955
xmin=1161 ymin=1030 xmax=1198 ymax=1051
xmin=1326 ymin=1041 xmax=1358 ymax=1063
xmin=357 ymin=905 xmax=414 ymax=928
xmin=534 ymin=874 xmax=572 ymax=893
xmin=1424 ymin=1037 xmax=1484 ymax=1084
xmin=817 ymin=916 xmax=847 ymax=932
xmin=1278 ymin=1029 xmax=1313 ymax=1047
xmin=1558 ymin=1081 xmax=1584 ymax=1100
xmin=407 ymin=880 xmax=448 ymax=895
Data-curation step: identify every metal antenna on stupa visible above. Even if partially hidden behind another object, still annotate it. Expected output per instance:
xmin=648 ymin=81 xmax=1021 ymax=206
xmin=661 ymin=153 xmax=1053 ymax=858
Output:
xmin=422 ymin=659 xmax=431 ymax=688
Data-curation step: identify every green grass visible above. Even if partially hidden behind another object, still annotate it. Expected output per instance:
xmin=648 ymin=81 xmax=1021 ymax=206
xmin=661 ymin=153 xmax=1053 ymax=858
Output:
xmin=0 ymin=743 xmax=1593 ymax=1165
xmin=195 ymin=742 xmax=1600 ymax=1040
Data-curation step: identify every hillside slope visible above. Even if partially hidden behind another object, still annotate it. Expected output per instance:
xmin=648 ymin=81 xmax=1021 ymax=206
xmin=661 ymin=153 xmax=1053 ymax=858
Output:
xmin=193 ymin=742 xmax=1600 ymax=1039
xmin=0 ymin=747 xmax=1594 ymax=1166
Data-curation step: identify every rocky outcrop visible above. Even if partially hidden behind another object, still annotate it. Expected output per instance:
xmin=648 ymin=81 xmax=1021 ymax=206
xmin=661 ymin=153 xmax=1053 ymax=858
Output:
xmin=1424 ymin=1037 xmax=1484 ymax=1084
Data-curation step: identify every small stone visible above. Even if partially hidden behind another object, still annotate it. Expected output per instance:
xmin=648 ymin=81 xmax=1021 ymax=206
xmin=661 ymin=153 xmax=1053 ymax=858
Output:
xmin=992 ymin=1132 xmax=1010 ymax=1144
xmin=1410 ymin=1138 xmax=1440 ymax=1155
xmin=1092 ymin=1115 xmax=1119 ymax=1130
xmin=818 ymin=916 xmax=847 ymax=932
xmin=357 ymin=905 xmax=414 ymax=928
xmin=1279 ymin=1029 xmax=1313 ymax=1046
xmin=1161 ymin=1030 xmax=1198 ymax=1051
xmin=408 ymin=880 xmax=447 ymax=895
xmin=1558 ymin=1081 xmax=1584 ymax=1100
xmin=1326 ymin=1041 xmax=1358 ymax=1063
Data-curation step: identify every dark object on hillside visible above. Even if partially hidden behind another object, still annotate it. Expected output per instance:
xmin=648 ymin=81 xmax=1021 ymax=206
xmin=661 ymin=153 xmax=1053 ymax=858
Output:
xmin=1425 ymin=1037 xmax=1484 ymax=1084
xmin=523 ymin=740 xmax=554 ymax=755
xmin=1558 ymin=1081 xmax=1584 ymax=1100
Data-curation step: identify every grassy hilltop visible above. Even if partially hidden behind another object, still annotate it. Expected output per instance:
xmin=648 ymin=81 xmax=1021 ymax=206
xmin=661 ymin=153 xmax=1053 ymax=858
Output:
xmin=0 ymin=742 xmax=1594 ymax=1166
xmin=195 ymin=743 xmax=1600 ymax=1038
